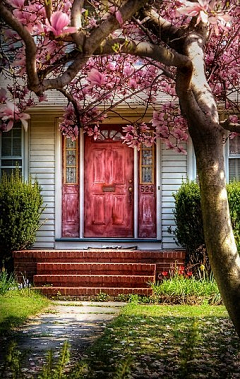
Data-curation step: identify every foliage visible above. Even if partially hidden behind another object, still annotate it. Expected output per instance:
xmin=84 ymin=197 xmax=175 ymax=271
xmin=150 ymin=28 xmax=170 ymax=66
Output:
xmin=172 ymin=180 xmax=240 ymax=275
xmin=2 ymin=341 xmax=70 ymax=379
xmin=0 ymin=269 xmax=17 ymax=295
xmin=150 ymin=276 xmax=221 ymax=305
xmin=0 ymin=168 xmax=44 ymax=265
xmin=172 ymin=180 xmax=204 ymax=252
xmin=0 ymin=288 xmax=50 ymax=335
xmin=227 ymin=181 xmax=240 ymax=251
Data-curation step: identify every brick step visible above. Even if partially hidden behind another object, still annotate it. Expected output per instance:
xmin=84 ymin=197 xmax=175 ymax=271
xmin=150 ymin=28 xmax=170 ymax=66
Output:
xmin=14 ymin=250 xmax=185 ymax=263
xmin=33 ymin=286 xmax=153 ymax=297
xmin=33 ymin=274 xmax=154 ymax=288
xmin=36 ymin=262 xmax=156 ymax=276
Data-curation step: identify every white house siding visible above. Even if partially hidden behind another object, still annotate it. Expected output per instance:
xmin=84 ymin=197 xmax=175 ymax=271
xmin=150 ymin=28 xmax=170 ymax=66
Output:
xmin=160 ymin=143 xmax=188 ymax=249
xmin=29 ymin=112 xmax=56 ymax=248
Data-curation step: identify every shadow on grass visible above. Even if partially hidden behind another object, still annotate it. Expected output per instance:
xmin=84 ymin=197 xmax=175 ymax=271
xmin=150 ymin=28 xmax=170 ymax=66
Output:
xmin=69 ymin=309 xmax=240 ymax=379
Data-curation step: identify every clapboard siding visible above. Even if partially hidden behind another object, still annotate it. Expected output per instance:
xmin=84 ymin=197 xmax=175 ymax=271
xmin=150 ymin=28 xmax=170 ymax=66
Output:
xmin=29 ymin=114 xmax=56 ymax=248
xmin=161 ymin=143 xmax=187 ymax=249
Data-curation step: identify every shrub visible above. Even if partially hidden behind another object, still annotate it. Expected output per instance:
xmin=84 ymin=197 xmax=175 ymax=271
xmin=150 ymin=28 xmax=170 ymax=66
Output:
xmin=171 ymin=180 xmax=240 ymax=275
xmin=0 ymin=168 xmax=43 ymax=268
xmin=172 ymin=180 xmax=204 ymax=253
xmin=227 ymin=181 xmax=240 ymax=251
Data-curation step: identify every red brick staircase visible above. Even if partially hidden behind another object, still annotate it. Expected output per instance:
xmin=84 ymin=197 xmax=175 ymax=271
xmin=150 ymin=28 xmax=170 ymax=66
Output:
xmin=13 ymin=249 xmax=185 ymax=298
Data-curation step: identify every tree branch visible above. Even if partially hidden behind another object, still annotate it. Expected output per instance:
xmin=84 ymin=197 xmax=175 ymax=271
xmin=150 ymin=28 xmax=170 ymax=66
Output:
xmin=0 ymin=0 xmax=40 ymax=94
xmin=42 ymin=0 xmax=149 ymax=91
xmin=220 ymin=119 xmax=240 ymax=133
xmin=71 ymin=0 xmax=85 ymax=47
xmin=140 ymin=6 xmax=185 ymax=48
xmin=95 ymin=38 xmax=192 ymax=69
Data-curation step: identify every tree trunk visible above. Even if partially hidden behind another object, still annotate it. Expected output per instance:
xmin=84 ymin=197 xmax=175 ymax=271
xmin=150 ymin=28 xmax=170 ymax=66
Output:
xmin=176 ymin=28 xmax=240 ymax=337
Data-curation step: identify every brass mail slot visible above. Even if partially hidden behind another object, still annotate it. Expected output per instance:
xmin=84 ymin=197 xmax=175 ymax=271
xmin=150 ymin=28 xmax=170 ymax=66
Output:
xmin=102 ymin=185 xmax=115 ymax=192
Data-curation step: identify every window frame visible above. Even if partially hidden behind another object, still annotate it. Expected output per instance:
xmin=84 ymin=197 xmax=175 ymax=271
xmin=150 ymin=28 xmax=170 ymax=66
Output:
xmin=0 ymin=123 xmax=24 ymax=178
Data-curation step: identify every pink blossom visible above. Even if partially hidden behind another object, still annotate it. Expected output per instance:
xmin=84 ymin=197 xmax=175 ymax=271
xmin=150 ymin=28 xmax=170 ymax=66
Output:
xmin=87 ymin=69 xmax=106 ymax=86
xmin=177 ymin=0 xmax=209 ymax=24
xmin=122 ymin=125 xmax=135 ymax=133
xmin=46 ymin=11 xmax=77 ymax=37
xmin=0 ymin=101 xmax=30 ymax=131
xmin=115 ymin=10 xmax=123 ymax=25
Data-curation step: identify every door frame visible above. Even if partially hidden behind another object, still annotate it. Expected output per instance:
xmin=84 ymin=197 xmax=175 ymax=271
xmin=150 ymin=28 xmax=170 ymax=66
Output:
xmin=56 ymin=125 xmax=162 ymax=244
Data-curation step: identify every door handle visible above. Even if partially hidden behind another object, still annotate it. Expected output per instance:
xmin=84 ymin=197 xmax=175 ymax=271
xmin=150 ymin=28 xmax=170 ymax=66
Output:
xmin=128 ymin=187 xmax=133 ymax=192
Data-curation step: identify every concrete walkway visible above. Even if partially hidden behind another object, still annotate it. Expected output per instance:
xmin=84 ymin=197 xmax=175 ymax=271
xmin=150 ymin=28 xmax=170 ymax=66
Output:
xmin=0 ymin=301 xmax=125 ymax=377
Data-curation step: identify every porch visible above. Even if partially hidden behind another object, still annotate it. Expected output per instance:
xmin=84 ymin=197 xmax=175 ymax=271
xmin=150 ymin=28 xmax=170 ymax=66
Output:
xmin=13 ymin=249 xmax=185 ymax=298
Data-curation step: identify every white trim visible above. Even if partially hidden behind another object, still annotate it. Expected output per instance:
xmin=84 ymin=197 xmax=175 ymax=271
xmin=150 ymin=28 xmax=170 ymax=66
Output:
xmin=156 ymin=138 xmax=162 ymax=242
xmin=55 ymin=118 xmax=62 ymax=239
xmin=134 ymin=147 xmax=138 ymax=238
xmin=80 ymin=129 xmax=84 ymax=238
xmin=187 ymin=137 xmax=196 ymax=180
xmin=23 ymin=127 xmax=29 ymax=180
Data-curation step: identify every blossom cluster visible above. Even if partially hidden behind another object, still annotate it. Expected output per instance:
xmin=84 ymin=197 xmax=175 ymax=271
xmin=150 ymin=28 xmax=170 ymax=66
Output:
xmin=0 ymin=0 xmax=239 ymax=148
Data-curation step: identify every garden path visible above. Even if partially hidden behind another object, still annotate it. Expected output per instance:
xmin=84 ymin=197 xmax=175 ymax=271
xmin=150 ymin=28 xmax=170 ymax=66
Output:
xmin=1 ymin=301 xmax=125 ymax=377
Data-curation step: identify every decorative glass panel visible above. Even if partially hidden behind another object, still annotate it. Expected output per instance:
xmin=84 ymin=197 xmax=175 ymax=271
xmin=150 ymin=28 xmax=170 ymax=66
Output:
xmin=140 ymin=142 xmax=154 ymax=184
xmin=64 ymin=137 xmax=78 ymax=184
xmin=142 ymin=166 xmax=152 ymax=183
xmin=97 ymin=129 xmax=123 ymax=141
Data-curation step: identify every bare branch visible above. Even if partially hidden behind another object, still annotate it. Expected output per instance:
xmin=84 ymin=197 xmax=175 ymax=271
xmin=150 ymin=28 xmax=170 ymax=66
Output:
xmin=44 ymin=0 xmax=52 ymax=23
xmin=71 ymin=0 xmax=85 ymax=47
xmin=0 ymin=1 xmax=40 ymax=94
xmin=220 ymin=119 xmax=240 ymax=133
xmin=95 ymin=38 xmax=192 ymax=69
xmin=140 ymin=6 xmax=184 ymax=47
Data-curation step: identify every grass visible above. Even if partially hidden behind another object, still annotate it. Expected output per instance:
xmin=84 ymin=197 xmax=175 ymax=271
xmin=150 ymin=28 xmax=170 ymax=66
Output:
xmin=150 ymin=275 xmax=221 ymax=304
xmin=1 ymin=275 xmax=240 ymax=378
xmin=69 ymin=303 xmax=240 ymax=379
xmin=0 ymin=288 xmax=51 ymax=335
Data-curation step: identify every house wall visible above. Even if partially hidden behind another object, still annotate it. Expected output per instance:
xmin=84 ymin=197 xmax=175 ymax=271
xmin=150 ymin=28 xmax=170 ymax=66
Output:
xmin=27 ymin=107 xmax=190 ymax=250
xmin=29 ymin=111 xmax=57 ymax=248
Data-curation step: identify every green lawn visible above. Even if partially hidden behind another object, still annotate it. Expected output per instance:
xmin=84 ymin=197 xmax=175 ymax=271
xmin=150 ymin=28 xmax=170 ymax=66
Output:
xmin=0 ymin=289 xmax=51 ymax=335
xmin=69 ymin=303 xmax=240 ymax=379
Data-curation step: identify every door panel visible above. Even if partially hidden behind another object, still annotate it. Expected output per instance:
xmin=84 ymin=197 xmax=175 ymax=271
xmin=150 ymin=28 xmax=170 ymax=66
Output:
xmin=84 ymin=134 xmax=134 ymax=237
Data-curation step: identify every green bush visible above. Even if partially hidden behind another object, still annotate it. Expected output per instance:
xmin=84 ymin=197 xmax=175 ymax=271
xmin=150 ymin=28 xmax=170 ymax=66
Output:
xmin=172 ymin=180 xmax=204 ymax=253
xmin=227 ymin=181 xmax=240 ymax=251
xmin=171 ymin=180 xmax=240 ymax=274
xmin=0 ymin=169 xmax=43 ymax=267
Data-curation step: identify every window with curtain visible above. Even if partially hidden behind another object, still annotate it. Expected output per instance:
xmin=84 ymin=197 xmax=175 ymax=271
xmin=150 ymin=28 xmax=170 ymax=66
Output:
xmin=0 ymin=123 xmax=23 ymax=177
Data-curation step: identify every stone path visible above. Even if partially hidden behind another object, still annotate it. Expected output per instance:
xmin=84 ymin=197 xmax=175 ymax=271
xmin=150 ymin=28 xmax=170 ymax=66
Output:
xmin=0 ymin=301 xmax=125 ymax=377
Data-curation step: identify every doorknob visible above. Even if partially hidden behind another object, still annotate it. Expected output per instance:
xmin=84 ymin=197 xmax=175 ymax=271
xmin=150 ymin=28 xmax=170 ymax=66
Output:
xmin=129 ymin=179 xmax=133 ymax=183
xmin=128 ymin=187 xmax=133 ymax=192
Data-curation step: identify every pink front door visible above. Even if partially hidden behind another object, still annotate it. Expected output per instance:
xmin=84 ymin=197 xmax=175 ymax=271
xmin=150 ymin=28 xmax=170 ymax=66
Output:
xmin=84 ymin=130 xmax=134 ymax=237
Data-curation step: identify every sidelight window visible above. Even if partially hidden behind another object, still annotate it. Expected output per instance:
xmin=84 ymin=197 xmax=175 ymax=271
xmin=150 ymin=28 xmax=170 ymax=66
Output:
xmin=63 ymin=137 xmax=79 ymax=184
xmin=140 ymin=143 xmax=155 ymax=184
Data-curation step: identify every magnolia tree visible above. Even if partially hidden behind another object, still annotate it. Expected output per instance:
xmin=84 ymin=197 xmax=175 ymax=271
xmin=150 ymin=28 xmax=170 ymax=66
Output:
xmin=0 ymin=0 xmax=240 ymax=333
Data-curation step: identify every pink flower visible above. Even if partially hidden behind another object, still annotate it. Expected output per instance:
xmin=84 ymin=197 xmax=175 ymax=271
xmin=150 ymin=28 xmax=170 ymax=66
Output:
xmin=87 ymin=69 xmax=106 ymax=87
xmin=0 ymin=101 xmax=30 ymax=131
xmin=177 ymin=0 xmax=209 ymax=24
xmin=46 ymin=11 xmax=77 ymax=37
xmin=115 ymin=10 xmax=123 ymax=25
